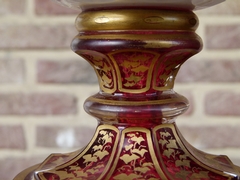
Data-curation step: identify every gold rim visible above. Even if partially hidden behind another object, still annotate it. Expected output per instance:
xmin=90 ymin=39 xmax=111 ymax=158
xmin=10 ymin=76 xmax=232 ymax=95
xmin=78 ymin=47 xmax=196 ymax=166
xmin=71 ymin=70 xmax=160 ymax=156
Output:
xmin=75 ymin=9 xmax=198 ymax=31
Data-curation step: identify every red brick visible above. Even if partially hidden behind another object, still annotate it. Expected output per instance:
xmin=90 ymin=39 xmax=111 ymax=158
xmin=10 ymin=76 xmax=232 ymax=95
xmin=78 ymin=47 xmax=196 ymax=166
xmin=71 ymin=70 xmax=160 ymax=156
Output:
xmin=0 ymin=0 xmax=26 ymax=15
xmin=0 ymin=58 xmax=25 ymax=83
xmin=177 ymin=59 xmax=240 ymax=83
xmin=179 ymin=125 xmax=240 ymax=149
xmin=196 ymin=0 xmax=240 ymax=15
xmin=0 ymin=125 xmax=26 ymax=149
xmin=0 ymin=24 xmax=77 ymax=49
xmin=37 ymin=60 xmax=97 ymax=84
xmin=36 ymin=126 xmax=95 ymax=148
xmin=0 ymin=93 xmax=77 ymax=115
xmin=0 ymin=156 xmax=45 ymax=180
xmin=35 ymin=0 xmax=79 ymax=15
xmin=206 ymin=25 xmax=240 ymax=49
xmin=205 ymin=91 xmax=240 ymax=116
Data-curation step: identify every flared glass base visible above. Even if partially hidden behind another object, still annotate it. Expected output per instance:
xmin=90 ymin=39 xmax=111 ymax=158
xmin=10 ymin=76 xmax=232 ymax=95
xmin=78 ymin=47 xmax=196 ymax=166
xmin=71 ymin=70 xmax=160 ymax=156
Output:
xmin=15 ymin=124 xmax=240 ymax=179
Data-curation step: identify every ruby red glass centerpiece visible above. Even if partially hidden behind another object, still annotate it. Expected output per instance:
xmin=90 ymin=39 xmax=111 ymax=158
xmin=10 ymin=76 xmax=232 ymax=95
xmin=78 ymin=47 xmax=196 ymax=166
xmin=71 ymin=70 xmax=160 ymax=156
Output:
xmin=14 ymin=0 xmax=240 ymax=179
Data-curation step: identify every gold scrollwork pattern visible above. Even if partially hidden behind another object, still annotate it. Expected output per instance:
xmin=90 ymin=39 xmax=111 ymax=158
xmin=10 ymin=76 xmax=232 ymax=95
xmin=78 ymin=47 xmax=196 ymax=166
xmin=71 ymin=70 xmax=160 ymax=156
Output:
xmin=153 ymin=50 xmax=195 ymax=91
xmin=107 ymin=128 xmax=166 ymax=180
xmin=155 ymin=125 xmax=231 ymax=180
xmin=77 ymin=50 xmax=117 ymax=93
xmin=109 ymin=50 xmax=160 ymax=93
xmin=77 ymin=49 xmax=197 ymax=93
xmin=36 ymin=125 xmax=119 ymax=180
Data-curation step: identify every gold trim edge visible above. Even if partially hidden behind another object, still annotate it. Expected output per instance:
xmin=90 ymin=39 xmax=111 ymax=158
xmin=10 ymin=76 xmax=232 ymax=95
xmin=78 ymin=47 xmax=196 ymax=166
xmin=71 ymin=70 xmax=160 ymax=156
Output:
xmin=76 ymin=9 xmax=198 ymax=31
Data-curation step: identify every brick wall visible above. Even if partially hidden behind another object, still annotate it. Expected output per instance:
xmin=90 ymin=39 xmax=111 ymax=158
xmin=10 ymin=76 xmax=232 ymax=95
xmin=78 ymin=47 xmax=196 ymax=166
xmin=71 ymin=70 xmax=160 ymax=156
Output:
xmin=0 ymin=0 xmax=240 ymax=179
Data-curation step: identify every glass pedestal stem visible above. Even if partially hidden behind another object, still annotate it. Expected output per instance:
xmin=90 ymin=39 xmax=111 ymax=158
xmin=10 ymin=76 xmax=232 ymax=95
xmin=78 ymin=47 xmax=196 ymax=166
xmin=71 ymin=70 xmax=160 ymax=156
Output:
xmin=14 ymin=7 xmax=240 ymax=180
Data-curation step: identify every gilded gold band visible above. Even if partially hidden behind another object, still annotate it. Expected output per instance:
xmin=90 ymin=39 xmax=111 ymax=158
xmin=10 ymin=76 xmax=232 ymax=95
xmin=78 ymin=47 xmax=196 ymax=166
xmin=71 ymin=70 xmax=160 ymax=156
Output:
xmin=75 ymin=9 xmax=198 ymax=31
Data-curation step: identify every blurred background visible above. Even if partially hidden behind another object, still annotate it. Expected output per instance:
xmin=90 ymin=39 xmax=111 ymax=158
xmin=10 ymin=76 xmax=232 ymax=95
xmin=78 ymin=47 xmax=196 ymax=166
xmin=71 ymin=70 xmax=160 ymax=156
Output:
xmin=0 ymin=0 xmax=240 ymax=179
